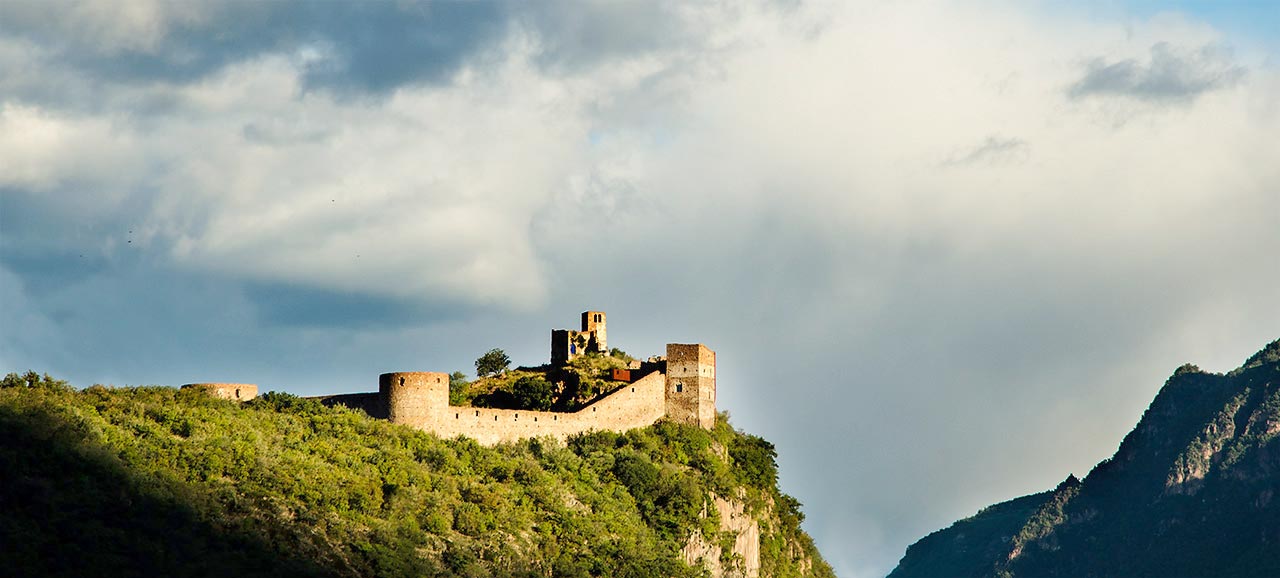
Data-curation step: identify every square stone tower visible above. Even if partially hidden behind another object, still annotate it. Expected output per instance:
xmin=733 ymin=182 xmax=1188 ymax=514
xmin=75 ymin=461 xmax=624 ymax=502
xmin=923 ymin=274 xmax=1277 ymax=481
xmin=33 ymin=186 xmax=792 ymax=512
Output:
xmin=664 ymin=343 xmax=716 ymax=429
xmin=582 ymin=310 xmax=607 ymax=353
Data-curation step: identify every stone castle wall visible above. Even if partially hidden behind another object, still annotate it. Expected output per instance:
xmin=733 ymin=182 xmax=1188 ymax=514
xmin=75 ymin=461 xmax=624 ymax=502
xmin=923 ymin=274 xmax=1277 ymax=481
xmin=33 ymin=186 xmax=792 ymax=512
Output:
xmin=312 ymin=392 xmax=386 ymax=419
xmin=381 ymin=372 xmax=450 ymax=424
xmin=182 ymin=382 xmax=258 ymax=401
xmin=384 ymin=370 xmax=666 ymax=445
xmin=183 ymin=309 xmax=715 ymax=444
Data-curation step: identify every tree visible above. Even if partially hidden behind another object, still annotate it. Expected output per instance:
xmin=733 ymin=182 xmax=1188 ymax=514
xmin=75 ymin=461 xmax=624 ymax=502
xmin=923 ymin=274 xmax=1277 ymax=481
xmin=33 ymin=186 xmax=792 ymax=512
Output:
xmin=511 ymin=376 xmax=555 ymax=411
xmin=729 ymin=434 xmax=778 ymax=489
xmin=474 ymin=349 xmax=510 ymax=377
xmin=449 ymin=371 xmax=470 ymax=405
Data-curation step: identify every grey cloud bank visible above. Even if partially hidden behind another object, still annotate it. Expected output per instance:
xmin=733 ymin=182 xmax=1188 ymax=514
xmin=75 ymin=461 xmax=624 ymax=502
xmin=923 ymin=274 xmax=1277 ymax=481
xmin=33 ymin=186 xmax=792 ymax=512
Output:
xmin=1070 ymin=42 xmax=1247 ymax=102
xmin=2 ymin=2 xmax=1279 ymax=577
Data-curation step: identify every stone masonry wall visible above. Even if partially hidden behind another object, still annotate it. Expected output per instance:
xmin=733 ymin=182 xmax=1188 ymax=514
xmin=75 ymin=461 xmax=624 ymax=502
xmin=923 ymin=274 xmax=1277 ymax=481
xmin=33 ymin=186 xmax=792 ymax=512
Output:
xmin=382 ymin=372 xmax=450 ymax=425
xmin=182 ymin=382 xmax=258 ymax=401
xmin=582 ymin=311 xmax=607 ymax=353
xmin=314 ymin=392 xmax=386 ymax=419
xmin=665 ymin=344 xmax=717 ymax=429
xmin=389 ymin=370 xmax=667 ymax=445
xmin=312 ymin=339 xmax=715 ymax=444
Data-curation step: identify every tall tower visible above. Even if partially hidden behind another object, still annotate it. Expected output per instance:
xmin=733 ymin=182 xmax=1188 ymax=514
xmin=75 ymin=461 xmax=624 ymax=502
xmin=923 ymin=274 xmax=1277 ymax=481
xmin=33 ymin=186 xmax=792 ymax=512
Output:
xmin=582 ymin=310 xmax=607 ymax=353
xmin=664 ymin=343 xmax=716 ymax=429
xmin=380 ymin=372 xmax=448 ymax=427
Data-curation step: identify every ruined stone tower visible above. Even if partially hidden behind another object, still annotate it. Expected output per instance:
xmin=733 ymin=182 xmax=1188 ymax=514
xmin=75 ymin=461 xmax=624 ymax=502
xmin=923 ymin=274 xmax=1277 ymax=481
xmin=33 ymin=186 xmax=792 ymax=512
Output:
xmin=582 ymin=311 xmax=607 ymax=353
xmin=664 ymin=343 xmax=717 ymax=429
xmin=551 ymin=310 xmax=608 ymax=364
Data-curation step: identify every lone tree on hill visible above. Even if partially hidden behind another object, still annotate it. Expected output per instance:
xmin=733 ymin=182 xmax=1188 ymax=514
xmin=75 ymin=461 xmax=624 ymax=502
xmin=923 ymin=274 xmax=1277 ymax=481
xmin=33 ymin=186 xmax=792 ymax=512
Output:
xmin=475 ymin=348 xmax=510 ymax=377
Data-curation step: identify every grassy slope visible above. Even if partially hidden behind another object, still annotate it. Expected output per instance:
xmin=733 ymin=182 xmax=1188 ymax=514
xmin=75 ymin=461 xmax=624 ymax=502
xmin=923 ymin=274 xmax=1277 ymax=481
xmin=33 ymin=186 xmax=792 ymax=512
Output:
xmin=464 ymin=351 xmax=637 ymax=411
xmin=0 ymin=372 xmax=834 ymax=578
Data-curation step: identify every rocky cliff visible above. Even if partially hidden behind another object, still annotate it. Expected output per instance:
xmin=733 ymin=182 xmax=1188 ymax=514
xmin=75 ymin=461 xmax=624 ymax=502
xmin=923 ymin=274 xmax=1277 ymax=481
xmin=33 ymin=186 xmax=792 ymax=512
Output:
xmin=891 ymin=338 xmax=1280 ymax=577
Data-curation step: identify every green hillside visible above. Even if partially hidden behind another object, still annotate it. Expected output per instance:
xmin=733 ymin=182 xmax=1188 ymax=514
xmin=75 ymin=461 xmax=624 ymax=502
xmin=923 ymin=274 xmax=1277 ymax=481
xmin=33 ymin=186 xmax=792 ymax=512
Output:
xmin=0 ymin=371 xmax=833 ymax=578
xmin=891 ymin=338 xmax=1280 ymax=577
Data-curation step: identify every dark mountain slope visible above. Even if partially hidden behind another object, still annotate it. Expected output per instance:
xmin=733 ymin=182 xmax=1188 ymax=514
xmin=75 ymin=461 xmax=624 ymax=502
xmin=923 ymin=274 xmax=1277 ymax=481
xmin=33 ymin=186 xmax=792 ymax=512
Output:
xmin=892 ymin=338 xmax=1280 ymax=578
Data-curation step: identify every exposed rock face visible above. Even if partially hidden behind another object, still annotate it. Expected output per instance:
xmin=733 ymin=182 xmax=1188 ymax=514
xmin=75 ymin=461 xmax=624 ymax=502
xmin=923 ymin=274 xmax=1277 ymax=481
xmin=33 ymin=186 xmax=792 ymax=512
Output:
xmin=892 ymin=338 xmax=1280 ymax=578
xmin=683 ymin=493 xmax=761 ymax=578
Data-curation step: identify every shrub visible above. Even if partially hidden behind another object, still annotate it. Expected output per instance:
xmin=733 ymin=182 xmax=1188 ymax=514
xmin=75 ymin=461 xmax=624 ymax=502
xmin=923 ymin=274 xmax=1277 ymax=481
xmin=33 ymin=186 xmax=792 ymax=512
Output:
xmin=511 ymin=376 xmax=555 ymax=411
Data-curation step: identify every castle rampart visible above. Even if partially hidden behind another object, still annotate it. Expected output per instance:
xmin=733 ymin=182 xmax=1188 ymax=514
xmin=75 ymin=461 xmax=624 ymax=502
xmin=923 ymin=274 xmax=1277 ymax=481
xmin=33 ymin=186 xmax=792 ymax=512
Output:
xmin=384 ymin=370 xmax=668 ymax=445
xmin=188 ymin=311 xmax=716 ymax=445
xmin=182 ymin=382 xmax=258 ymax=401
xmin=381 ymin=372 xmax=449 ymax=424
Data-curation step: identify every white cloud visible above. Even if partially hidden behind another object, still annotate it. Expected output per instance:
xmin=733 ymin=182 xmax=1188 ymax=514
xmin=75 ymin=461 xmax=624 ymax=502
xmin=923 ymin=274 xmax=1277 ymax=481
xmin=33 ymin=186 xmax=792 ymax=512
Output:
xmin=2 ymin=2 xmax=1278 ymax=576
xmin=0 ymin=0 xmax=215 ymax=54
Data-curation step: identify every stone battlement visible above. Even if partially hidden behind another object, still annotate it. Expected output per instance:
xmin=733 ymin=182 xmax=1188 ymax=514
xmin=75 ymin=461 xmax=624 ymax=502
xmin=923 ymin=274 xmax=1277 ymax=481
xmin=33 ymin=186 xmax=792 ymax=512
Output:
xmin=378 ymin=370 xmax=669 ymax=445
xmin=185 ymin=311 xmax=715 ymax=445
xmin=353 ymin=337 xmax=712 ymax=445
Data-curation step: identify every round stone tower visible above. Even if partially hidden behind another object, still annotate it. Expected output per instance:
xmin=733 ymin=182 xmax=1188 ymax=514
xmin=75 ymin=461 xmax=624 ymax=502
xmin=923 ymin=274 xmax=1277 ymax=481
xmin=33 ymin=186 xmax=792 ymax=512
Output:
xmin=379 ymin=372 xmax=449 ymax=427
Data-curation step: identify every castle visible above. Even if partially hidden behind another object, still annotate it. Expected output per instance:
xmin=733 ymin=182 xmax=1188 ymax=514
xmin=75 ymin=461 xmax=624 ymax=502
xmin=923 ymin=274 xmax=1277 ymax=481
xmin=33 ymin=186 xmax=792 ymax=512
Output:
xmin=188 ymin=311 xmax=717 ymax=445
xmin=552 ymin=310 xmax=608 ymax=363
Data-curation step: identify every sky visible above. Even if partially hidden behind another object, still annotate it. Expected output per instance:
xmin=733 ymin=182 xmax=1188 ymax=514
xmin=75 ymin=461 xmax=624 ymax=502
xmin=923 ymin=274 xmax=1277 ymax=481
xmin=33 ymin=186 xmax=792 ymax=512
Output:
xmin=1 ymin=1 xmax=1278 ymax=576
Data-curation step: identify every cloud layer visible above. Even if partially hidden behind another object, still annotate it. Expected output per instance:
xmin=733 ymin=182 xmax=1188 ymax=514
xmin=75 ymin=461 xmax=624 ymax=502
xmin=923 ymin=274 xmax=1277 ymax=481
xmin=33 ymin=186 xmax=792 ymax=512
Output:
xmin=3 ymin=2 xmax=1278 ymax=576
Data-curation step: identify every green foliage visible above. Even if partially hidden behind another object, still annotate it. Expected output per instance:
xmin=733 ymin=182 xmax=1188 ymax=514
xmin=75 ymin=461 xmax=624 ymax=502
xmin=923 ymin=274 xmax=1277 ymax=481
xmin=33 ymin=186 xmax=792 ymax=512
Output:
xmin=0 ymin=376 xmax=834 ymax=578
xmin=473 ymin=348 xmax=510 ymax=377
xmin=1 ymin=370 xmax=71 ymax=392
xmin=448 ymin=371 xmax=470 ymax=406
xmin=730 ymin=433 xmax=779 ymax=490
xmin=464 ymin=352 xmax=642 ymax=412
xmin=510 ymin=375 xmax=554 ymax=411
xmin=1240 ymin=338 xmax=1280 ymax=371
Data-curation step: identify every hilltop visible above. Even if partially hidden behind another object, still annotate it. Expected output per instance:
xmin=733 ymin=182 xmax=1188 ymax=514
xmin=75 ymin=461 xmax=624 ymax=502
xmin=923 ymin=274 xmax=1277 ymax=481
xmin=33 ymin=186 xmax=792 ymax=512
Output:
xmin=0 ymin=372 xmax=834 ymax=578
xmin=891 ymin=338 xmax=1280 ymax=577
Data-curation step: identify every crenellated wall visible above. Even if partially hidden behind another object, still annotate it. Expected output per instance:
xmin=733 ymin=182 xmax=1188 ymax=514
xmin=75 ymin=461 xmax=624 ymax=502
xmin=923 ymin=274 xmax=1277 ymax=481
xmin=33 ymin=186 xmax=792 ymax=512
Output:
xmin=184 ymin=308 xmax=715 ymax=444
xmin=383 ymin=370 xmax=667 ymax=445
xmin=277 ymin=316 xmax=718 ymax=444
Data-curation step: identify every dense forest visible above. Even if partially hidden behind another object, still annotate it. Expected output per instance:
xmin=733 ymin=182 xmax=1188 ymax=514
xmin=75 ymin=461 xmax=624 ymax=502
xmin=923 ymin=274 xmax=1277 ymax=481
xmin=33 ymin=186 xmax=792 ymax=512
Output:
xmin=891 ymin=338 xmax=1280 ymax=577
xmin=0 ymin=371 xmax=833 ymax=578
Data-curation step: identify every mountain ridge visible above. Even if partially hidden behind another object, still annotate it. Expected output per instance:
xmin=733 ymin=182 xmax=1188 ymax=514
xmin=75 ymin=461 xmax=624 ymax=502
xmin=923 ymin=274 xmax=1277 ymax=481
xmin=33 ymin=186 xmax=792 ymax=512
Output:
xmin=891 ymin=338 xmax=1280 ymax=577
